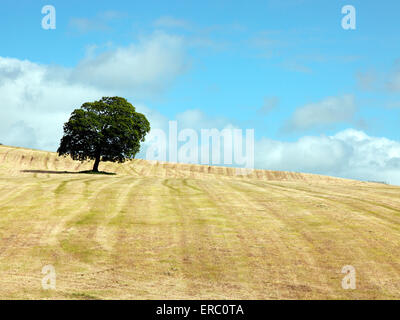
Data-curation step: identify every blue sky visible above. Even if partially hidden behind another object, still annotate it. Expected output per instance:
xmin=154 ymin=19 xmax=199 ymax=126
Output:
xmin=1 ymin=0 xmax=400 ymax=184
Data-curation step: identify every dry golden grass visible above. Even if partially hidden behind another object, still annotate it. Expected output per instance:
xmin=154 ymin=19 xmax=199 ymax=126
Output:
xmin=0 ymin=144 xmax=400 ymax=299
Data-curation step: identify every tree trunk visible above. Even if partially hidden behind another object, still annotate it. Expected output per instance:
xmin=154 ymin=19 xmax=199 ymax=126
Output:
xmin=93 ymin=155 xmax=101 ymax=172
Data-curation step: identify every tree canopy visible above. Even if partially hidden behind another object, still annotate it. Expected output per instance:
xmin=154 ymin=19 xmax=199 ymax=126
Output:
xmin=57 ymin=97 xmax=150 ymax=172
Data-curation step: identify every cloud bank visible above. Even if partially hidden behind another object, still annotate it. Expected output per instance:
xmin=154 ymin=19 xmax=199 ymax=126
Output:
xmin=256 ymin=129 xmax=400 ymax=185
xmin=142 ymin=109 xmax=400 ymax=185
xmin=0 ymin=32 xmax=188 ymax=151
xmin=71 ymin=32 xmax=188 ymax=94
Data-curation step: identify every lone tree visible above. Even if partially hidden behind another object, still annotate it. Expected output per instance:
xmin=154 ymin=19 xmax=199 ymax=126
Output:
xmin=58 ymin=97 xmax=150 ymax=172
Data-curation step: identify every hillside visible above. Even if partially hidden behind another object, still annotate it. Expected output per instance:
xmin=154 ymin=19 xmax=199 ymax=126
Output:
xmin=0 ymin=144 xmax=400 ymax=299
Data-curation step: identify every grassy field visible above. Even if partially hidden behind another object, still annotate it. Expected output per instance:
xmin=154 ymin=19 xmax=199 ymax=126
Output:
xmin=0 ymin=144 xmax=400 ymax=299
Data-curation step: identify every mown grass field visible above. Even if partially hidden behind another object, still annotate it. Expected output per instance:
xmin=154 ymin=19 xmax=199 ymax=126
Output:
xmin=0 ymin=144 xmax=400 ymax=299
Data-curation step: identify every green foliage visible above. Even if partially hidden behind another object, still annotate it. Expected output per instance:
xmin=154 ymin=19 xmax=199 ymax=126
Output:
xmin=57 ymin=97 xmax=150 ymax=171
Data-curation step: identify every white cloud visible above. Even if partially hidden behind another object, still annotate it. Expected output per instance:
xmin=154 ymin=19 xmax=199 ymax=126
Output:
xmin=256 ymin=129 xmax=400 ymax=185
xmin=2 ymin=121 xmax=37 ymax=149
xmin=0 ymin=32 xmax=188 ymax=151
xmin=70 ymin=32 xmax=188 ymax=95
xmin=284 ymin=94 xmax=356 ymax=131
xmin=0 ymin=57 xmax=110 ymax=151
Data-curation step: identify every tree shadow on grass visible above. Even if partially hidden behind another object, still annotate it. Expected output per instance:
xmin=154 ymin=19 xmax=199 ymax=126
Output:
xmin=21 ymin=170 xmax=116 ymax=175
